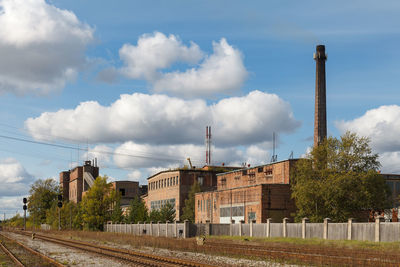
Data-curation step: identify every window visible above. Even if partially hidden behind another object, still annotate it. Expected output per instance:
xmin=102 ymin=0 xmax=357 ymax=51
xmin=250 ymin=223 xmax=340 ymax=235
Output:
xmin=119 ymin=188 xmax=125 ymax=196
xmin=173 ymin=177 xmax=175 ymax=186
xmin=242 ymin=170 xmax=247 ymax=175
xmin=198 ymin=200 xmax=200 ymax=210
xmin=257 ymin=167 xmax=263 ymax=173
xmin=198 ymin=176 xmax=204 ymax=186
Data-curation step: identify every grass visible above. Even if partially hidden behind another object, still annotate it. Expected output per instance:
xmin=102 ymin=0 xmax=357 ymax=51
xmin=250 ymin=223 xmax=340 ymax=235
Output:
xmin=209 ymin=235 xmax=400 ymax=252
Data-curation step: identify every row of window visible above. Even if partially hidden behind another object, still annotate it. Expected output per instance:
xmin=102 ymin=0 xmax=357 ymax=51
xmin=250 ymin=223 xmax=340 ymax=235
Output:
xmin=220 ymin=206 xmax=244 ymax=217
xmin=149 ymin=176 xmax=180 ymax=191
xmin=198 ymin=198 xmax=217 ymax=213
xmin=150 ymin=198 xmax=176 ymax=211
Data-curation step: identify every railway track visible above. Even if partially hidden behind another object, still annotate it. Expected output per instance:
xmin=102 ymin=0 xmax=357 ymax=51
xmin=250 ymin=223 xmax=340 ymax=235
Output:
xmin=0 ymin=232 xmax=63 ymax=266
xmin=10 ymin=230 xmax=216 ymax=267
xmin=201 ymin=240 xmax=400 ymax=266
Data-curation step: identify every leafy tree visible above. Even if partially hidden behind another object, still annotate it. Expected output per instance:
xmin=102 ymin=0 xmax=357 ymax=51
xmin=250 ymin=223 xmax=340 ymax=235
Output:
xmin=27 ymin=178 xmax=59 ymax=225
xmin=292 ymin=132 xmax=390 ymax=222
xmin=111 ymin=194 xmax=124 ymax=223
xmin=81 ymin=176 xmax=116 ymax=230
xmin=45 ymin=201 xmax=81 ymax=230
xmin=160 ymin=202 xmax=176 ymax=222
xmin=126 ymin=197 xmax=148 ymax=223
xmin=148 ymin=209 xmax=161 ymax=222
xmin=181 ymin=181 xmax=201 ymax=222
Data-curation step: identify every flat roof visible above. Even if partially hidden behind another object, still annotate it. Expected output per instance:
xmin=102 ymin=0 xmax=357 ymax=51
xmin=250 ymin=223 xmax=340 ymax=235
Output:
xmin=216 ymin=158 xmax=300 ymax=176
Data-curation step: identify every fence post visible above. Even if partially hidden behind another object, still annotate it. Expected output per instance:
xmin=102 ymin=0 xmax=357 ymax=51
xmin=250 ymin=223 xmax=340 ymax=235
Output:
xmin=375 ymin=217 xmax=381 ymax=242
xmin=143 ymin=222 xmax=146 ymax=235
xmin=266 ymin=218 xmax=271 ymax=238
xmin=157 ymin=221 xmax=161 ymax=237
xmin=125 ymin=222 xmax=127 ymax=233
xmin=283 ymin=218 xmax=288 ymax=238
xmin=302 ymin=217 xmax=309 ymax=239
xmin=250 ymin=220 xmax=253 ymax=237
xmin=138 ymin=221 xmax=141 ymax=236
xmin=323 ymin=218 xmax=330 ymax=240
xmin=347 ymin=218 xmax=353 ymax=240
xmin=166 ymin=221 xmax=169 ymax=237
xmin=174 ymin=221 xmax=177 ymax=238
xmin=239 ymin=220 xmax=243 ymax=236
xmin=205 ymin=220 xmax=211 ymax=236
xmin=109 ymin=222 xmax=112 ymax=232
xmin=183 ymin=220 xmax=189 ymax=238
xmin=150 ymin=221 xmax=153 ymax=236
xmin=230 ymin=220 xmax=234 ymax=236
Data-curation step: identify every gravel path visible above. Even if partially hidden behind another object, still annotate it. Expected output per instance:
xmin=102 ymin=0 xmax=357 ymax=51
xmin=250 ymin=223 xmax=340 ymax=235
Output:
xmin=3 ymin=232 xmax=129 ymax=267
xmin=4 ymin=231 xmax=300 ymax=267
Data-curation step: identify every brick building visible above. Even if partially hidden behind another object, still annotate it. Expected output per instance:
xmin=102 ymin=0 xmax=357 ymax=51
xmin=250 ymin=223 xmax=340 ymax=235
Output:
xmin=195 ymin=160 xmax=298 ymax=223
xmin=144 ymin=166 xmax=239 ymax=221
xmin=111 ymin=181 xmax=140 ymax=206
xmin=59 ymin=160 xmax=99 ymax=203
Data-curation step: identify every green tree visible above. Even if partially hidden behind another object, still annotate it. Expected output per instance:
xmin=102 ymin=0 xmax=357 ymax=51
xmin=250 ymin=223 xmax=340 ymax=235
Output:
xmin=292 ymin=132 xmax=390 ymax=222
xmin=181 ymin=181 xmax=201 ymax=222
xmin=45 ymin=201 xmax=81 ymax=230
xmin=27 ymin=178 xmax=59 ymax=225
xmin=126 ymin=197 xmax=148 ymax=223
xmin=81 ymin=176 xmax=116 ymax=230
xmin=111 ymin=194 xmax=124 ymax=223
xmin=159 ymin=202 xmax=176 ymax=222
xmin=148 ymin=209 xmax=161 ymax=222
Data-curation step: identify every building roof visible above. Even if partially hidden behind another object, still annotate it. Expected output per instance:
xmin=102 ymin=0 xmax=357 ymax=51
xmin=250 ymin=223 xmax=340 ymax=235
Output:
xmin=216 ymin=159 xmax=300 ymax=176
xmin=146 ymin=166 xmax=240 ymax=180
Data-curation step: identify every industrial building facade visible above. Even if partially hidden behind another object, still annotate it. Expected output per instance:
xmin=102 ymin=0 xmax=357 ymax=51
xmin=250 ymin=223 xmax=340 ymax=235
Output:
xmin=144 ymin=166 xmax=239 ymax=221
xmin=195 ymin=160 xmax=297 ymax=224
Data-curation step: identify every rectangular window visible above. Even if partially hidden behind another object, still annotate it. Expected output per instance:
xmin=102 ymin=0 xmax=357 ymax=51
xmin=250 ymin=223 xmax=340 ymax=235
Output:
xmin=258 ymin=167 xmax=263 ymax=173
xmin=119 ymin=188 xmax=126 ymax=196
xmin=242 ymin=170 xmax=247 ymax=175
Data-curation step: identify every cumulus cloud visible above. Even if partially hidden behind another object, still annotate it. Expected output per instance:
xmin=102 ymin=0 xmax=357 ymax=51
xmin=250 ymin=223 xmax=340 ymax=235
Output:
xmin=113 ymin=141 xmax=269 ymax=170
xmin=0 ymin=0 xmax=94 ymax=95
xmin=119 ymin=32 xmax=203 ymax=80
xmin=127 ymin=170 xmax=142 ymax=181
xmin=25 ymin=91 xmax=300 ymax=146
xmin=0 ymin=158 xmax=34 ymax=197
xmin=83 ymin=145 xmax=113 ymax=165
xmin=379 ymin=152 xmax=400 ymax=173
xmin=336 ymin=105 xmax=400 ymax=152
xmin=116 ymin=32 xmax=247 ymax=96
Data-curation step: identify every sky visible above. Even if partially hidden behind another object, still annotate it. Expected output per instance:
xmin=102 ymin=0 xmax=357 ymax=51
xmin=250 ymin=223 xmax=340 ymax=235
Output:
xmin=1 ymin=0 xmax=400 ymax=218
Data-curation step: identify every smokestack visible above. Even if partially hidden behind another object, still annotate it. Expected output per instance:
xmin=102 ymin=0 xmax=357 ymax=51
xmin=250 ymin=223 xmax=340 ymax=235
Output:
xmin=313 ymin=45 xmax=327 ymax=147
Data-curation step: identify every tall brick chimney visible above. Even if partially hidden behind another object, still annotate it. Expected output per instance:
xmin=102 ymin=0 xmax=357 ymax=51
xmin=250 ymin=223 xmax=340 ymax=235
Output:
xmin=313 ymin=44 xmax=327 ymax=147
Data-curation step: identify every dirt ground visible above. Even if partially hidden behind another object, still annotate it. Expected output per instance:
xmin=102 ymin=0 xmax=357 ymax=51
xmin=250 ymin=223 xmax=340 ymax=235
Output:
xmin=3 ymin=231 xmax=299 ymax=267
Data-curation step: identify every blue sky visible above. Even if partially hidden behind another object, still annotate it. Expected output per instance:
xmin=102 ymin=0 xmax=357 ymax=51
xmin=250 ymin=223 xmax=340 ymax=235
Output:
xmin=1 ymin=0 xmax=400 ymax=218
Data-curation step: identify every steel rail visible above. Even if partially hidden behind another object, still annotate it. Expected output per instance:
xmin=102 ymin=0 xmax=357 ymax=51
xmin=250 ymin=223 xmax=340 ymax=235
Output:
xmin=13 ymin=230 xmax=215 ymax=267
xmin=0 ymin=240 xmax=24 ymax=267
xmin=0 ymin=232 xmax=64 ymax=267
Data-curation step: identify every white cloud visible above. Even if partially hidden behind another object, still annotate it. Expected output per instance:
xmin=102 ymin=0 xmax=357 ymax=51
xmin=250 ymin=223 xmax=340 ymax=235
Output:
xmin=336 ymin=105 xmax=400 ymax=152
xmin=127 ymin=170 xmax=142 ymax=181
xmin=0 ymin=0 xmax=94 ymax=95
xmin=152 ymin=38 xmax=248 ymax=96
xmin=119 ymin=32 xmax=203 ymax=81
xmin=83 ymin=145 xmax=113 ymax=165
xmin=0 ymin=158 xmax=34 ymax=197
xmin=379 ymin=152 xmax=400 ymax=173
xmin=113 ymin=141 xmax=269 ymax=170
xmin=25 ymin=91 xmax=300 ymax=146
xmin=116 ymin=32 xmax=247 ymax=96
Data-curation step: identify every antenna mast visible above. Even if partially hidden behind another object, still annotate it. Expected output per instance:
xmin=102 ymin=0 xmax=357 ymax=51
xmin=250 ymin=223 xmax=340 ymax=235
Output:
xmin=205 ymin=126 xmax=212 ymax=165
xmin=271 ymin=132 xmax=277 ymax=163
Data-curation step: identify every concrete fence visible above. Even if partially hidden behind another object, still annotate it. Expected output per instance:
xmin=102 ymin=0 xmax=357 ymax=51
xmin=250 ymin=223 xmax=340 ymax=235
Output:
xmin=104 ymin=220 xmax=190 ymax=238
xmin=104 ymin=218 xmax=399 ymax=242
xmin=203 ymin=218 xmax=399 ymax=242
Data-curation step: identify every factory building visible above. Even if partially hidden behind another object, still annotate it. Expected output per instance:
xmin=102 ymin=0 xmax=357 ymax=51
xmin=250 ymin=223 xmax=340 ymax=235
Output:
xmin=195 ymin=160 xmax=297 ymax=223
xmin=59 ymin=160 xmax=99 ymax=203
xmin=143 ymin=166 xmax=239 ymax=221
xmin=59 ymin=160 xmax=141 ymax=205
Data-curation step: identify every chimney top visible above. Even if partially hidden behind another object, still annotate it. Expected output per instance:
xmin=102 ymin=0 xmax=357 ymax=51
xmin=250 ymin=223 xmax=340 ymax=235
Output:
xmin=316 ymin=45 xmax=325 ymax=52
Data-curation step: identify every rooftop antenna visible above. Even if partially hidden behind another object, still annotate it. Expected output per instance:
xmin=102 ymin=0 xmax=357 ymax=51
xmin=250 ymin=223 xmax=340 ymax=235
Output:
xmin=205 ymin=126 xmax=212 ymax=165
xmin=270 ymin=132 xmax=277 ymax=163
xmin=289 ymin=151 xmax=294 ymax=159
